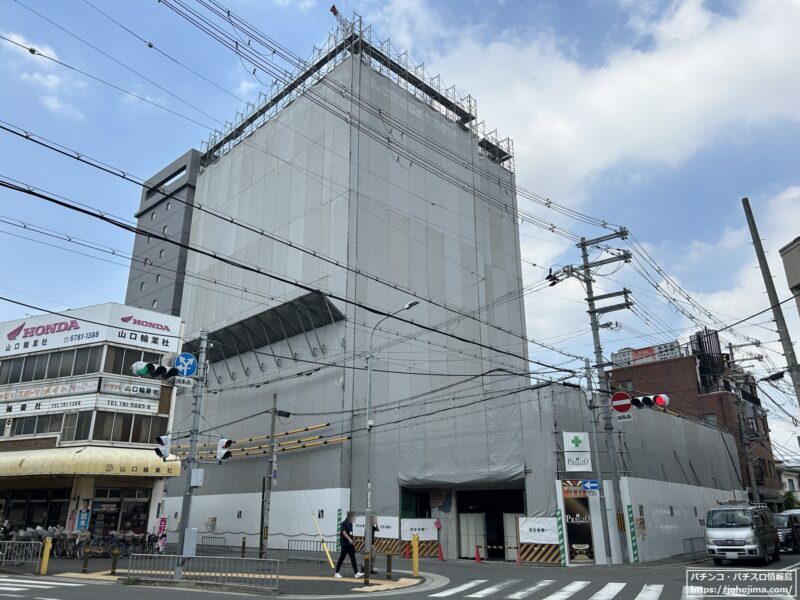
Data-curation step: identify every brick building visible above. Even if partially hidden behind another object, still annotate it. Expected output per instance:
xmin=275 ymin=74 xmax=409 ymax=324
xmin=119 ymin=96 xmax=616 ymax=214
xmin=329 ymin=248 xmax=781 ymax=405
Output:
xmin=609 ymin=334 xmax=783 ymax=511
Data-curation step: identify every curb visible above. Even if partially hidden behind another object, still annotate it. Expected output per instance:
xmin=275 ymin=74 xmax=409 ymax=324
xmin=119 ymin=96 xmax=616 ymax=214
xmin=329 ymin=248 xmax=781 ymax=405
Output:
xmin=280 ymin=570 xmax=449 ymax=599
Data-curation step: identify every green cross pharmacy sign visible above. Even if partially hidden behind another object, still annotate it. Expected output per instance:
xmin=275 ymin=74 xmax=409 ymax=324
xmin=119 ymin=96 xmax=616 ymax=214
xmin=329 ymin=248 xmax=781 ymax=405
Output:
xmin=562 ymin=431 xmax=592 ymax=472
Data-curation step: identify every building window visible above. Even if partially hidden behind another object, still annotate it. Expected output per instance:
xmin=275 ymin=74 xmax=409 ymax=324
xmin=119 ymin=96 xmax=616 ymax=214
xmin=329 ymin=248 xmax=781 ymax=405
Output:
xmin=790 ymin=479 xmax=796 ymax=492
xmin=703 ymin=414 xmax=718 ymax=427
xmin=150 ymin=211 xmax=156 ymax=221
xmin=162 ymin=225 xmax=168 ymax=236
xmin=131 ymin=415 xmax=168 ymax=444
xmin=61 ymin=411 xmax=92 ymax=442
xmin=140 ymin=281 xmax=145 ymax=291
xmin=618 ymin=380 xmax=633 ymax=391
xmin=152 ymin=299 xmax=158 ymax=309
xmin=155 ymin=274 xmax=161 ymax=283
xmin=166 ymin=201 xmax=171 ymax=210
xmin=103 ymin=346 xmax=161 ymax=376
xmin=92 ymin=411 xmax=133 ymax=442
xmin=147 ymin=236 xmax=151 ymax=244
xmin=769 ymin=461 xmax=775 ymax=479
xmin=159 ymin=249 xmax=165 ymax=259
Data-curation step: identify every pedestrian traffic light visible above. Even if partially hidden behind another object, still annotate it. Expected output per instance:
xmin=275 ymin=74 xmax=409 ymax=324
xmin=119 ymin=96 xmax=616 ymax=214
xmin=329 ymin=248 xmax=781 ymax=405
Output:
xmin=216 ymin=438 xmax=233 ymax=462
xmin=155 ymin=435 xmax=171 ymax=460
xmin=131 ymin=361 xmax=180 ymax=379
xmin=632 ymin=394 xmax=670 ymax=409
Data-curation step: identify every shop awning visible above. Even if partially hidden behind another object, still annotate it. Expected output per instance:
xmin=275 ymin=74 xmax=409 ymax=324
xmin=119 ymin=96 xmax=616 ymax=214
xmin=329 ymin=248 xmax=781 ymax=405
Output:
xmin=0 ymin=446 xmax=181 ymax=478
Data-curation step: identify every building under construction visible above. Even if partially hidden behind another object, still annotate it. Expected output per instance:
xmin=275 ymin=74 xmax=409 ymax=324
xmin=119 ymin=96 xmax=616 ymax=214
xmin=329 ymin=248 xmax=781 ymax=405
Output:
xmin=125 ymin=13 xmax=743 ymax=563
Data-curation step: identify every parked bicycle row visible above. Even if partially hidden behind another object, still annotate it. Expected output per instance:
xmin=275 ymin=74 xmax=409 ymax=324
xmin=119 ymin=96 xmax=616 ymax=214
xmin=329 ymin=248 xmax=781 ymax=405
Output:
xmin=1 ymin=521 xmax=167 ymax=558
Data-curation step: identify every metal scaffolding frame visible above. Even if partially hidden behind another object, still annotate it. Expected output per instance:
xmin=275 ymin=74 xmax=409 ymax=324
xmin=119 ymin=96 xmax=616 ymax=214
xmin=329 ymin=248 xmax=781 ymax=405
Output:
xmin=199 ymin=13 xmax=514 ymax=172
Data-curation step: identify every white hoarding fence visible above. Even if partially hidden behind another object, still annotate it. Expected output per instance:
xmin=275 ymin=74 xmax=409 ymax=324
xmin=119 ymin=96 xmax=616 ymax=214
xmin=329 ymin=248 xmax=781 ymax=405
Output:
xmin=353 ymin=516 xmax=400 ymax=539
xmin=401 ymin=518 xmax=438 ymax=541
xmin=518 ymin=517 xmax=559 ymax=544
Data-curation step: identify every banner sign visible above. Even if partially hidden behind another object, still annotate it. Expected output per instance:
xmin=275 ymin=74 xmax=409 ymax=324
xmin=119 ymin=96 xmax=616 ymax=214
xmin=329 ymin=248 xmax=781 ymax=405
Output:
xmin=2 ymin=395 xmax=158 ymax=417
xmin=1 ymin=303 xmax=181 ymax=358
xmin=519 ymin=517 xmax=558 ymax=544
xmin=563 ymin=431 xmax=590 ymax=452
xmin=401 ymin=518 xmax=438 ymax=541
xmin=564 ymin=451 xmax=592 ymax=472
xmin=100 ymin=378 xmax=162 ymax=400
xmin=353 ymin=516 xmax=400 ymax=539
xmin=0 ymin=378 xmax=99 ymax=403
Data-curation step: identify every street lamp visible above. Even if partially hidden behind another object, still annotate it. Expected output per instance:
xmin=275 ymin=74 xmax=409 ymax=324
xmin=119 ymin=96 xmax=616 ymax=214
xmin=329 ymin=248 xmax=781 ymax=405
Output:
xmin=365 ymin=300 xmax=419 ymax=567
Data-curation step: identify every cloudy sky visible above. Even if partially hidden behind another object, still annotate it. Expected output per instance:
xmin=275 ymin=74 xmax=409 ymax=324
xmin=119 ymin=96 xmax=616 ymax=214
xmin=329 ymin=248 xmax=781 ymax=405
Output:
xmin=1 ymin=0 xmax=799 ymax=454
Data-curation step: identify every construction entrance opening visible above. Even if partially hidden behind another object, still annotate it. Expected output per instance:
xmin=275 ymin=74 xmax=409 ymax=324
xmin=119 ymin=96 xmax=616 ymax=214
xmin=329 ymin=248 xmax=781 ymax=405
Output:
xmin=457 ymin=489 xmax=524 ymax=560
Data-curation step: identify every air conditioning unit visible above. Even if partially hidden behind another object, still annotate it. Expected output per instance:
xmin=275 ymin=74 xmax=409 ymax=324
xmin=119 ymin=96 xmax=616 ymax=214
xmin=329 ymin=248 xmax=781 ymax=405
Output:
xmin=206 ymin=516 xmax=217 ymax=530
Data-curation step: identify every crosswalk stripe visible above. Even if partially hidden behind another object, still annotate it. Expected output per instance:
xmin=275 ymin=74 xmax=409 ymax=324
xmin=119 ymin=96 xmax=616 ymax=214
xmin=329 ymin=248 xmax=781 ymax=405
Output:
xmin=505 ymin=580 xmax=555 ymax=599
xmin=431 ymin=580 xmax=490 ymax=597
xmin=633 ymin=584 xmax=663 ymax=600
xmin=0 ymin=578 xmax=83 ymax=587
xmin=0 ymin=588 xmax=26 ymax=592
xmin=541 ymin=581 xmax=590 ymax=600
xmin=588 ymin=583 xmax=626 ymax=600
xmin=467 ymin=580 xmax=522 ymax=598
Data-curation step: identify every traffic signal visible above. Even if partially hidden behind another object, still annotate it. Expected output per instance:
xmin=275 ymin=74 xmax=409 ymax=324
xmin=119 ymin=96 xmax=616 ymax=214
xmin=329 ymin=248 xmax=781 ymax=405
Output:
xmin=155 ymin=435 xmax=171 ymax=460
xmin=216 ymin=438 xmax=234 ymax=462
xmin=632 ymin=394 xmax=670 ymax=409
xmin=131 ymin=361 xmax=180 ymax=379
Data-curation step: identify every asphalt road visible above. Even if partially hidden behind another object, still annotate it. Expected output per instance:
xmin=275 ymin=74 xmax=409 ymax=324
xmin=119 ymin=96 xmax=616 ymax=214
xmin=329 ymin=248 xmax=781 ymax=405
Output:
xmin=1 ymin=553 xmax=798 ymax=600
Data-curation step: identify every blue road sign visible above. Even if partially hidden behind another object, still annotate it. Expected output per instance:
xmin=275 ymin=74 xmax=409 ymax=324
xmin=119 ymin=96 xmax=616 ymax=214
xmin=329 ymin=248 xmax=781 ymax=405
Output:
xmin=581 ymin=480 xmax=599 ymax=491
xmin=175 ymin=352 xmax=198 ymax=377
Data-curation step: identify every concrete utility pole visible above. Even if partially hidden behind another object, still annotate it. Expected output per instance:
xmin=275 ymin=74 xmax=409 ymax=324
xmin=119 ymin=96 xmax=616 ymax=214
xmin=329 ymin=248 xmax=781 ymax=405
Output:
xmin=178 ymin=330 xmax=207 ymax=555
xmin=260 ymin=392 xmax=281 ymax=558
xmin=742 ymin=197 xmax=800 ymax=407
xmin=585 ymin=358 xmax=613 ymax=565
xmin=727 ymin=344 xmax=760 ymax=502
xmin=578 ymin=230 xmax=632 ymax=563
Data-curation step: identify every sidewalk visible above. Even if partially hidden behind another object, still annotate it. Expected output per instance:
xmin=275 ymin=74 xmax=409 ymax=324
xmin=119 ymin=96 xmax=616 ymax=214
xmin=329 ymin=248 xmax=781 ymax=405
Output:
xmin=41 ymin=554 xmax=424 ymax=595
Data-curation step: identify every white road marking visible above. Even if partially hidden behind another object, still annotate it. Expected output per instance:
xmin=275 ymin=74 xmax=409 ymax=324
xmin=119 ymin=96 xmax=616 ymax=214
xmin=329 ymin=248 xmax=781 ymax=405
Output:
xmin=0 ymin=577 xmax=83 ymax=587
xmin=467 ymin=580 xmax=522 ymax=598
xmin=505 ymin=580 xmax=555 ymax=599
xmin=0 ymin=594 xmax=24 ymax=598
xmin=633 ymin=584 xmax=663 ymax=600
xmin=588 ymin=582 xmax=626 ymax=599
xmin=541 ymin=581 xmax=591 ymax=600
xmin=0 ymin=589 xmax=26 ymax=593
xmin=431 ymin=580 xmax=490 ymax=597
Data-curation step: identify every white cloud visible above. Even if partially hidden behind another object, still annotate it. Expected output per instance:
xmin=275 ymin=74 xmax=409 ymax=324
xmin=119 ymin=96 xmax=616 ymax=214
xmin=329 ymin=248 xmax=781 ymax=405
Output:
xmin=20 ymin=71 xmax=61 ymax=90
xmin=237 ymin=78 xmax=259 ymax=98
xmin=366 ymin=0 xmax=800 ymax=202
xmin=40 ymin=95 xmax=84 ymax=120
xmin=1 ymin=31 xmax=60 ymax=64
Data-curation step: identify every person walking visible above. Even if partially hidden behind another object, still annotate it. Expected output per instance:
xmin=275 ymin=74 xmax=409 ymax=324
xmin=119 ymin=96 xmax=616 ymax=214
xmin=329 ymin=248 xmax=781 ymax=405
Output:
xmin=335 ymin=512 xmax=364 ymax=579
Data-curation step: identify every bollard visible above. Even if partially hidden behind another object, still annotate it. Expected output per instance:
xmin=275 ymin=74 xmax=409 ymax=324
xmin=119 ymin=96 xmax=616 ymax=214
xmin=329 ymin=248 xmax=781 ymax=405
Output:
xmin=39 ymin=537 xmax=52 ymax=576
xmin=385 ymin=553 xmax=392 ymax=580
xmin=241 ymin=536 xmax=247 ymax=558
xmin=412 ymin=533 xmax=419 ymax=578
xmin=110 ymin=546 xmax=120 ymax=575
xmin=363 ymin=554 xmax=370 ymax=585
xmin=81 ymin=548 xmax=90 ymax=574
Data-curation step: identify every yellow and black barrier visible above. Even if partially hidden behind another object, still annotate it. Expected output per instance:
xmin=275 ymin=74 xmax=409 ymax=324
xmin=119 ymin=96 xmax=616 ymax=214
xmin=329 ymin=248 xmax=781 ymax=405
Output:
xmin=518 ymin=543 xmax=561 ymax=564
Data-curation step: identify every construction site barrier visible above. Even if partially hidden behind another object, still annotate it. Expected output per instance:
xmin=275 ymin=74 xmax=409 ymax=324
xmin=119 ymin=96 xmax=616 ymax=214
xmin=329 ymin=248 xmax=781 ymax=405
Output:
xmin=200 ymin=536 xmax=229 ymax=556
xmin=518 ymin=543 xmax=561 ymax=564
xmin=352 ymin=537 xmax=403 ymax=555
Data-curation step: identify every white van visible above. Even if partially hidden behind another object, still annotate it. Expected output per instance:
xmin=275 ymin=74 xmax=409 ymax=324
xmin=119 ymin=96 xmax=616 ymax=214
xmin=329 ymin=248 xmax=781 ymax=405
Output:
xmin=703 ymin=505 xmax=779 ymax=565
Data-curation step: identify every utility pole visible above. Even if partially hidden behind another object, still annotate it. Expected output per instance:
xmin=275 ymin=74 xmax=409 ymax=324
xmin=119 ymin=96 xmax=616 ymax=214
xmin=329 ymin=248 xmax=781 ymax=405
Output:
xmin=261 ymin=392 xmax=278 ymax=558
xmin=586 ymin=358 xmax=613 ymax=565
xmin=178 ymin=330 xmax=207 ymax=555
xmin=577 ymin=230 xmax=632 ymax=563
xmin=742 ymin=197 xmax=800 ymax=407
xmin=728 ymin=344 xmax=761 ymax=503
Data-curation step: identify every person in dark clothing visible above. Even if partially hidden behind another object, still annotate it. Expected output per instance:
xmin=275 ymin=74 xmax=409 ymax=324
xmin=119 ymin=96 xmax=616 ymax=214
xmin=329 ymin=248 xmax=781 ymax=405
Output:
xmin=335 ymin=512 xmax=364 ymax=578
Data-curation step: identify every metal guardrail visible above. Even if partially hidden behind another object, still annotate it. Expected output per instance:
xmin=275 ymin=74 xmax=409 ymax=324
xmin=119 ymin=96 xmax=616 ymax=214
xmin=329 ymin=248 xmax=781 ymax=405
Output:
xmin=199 ymin=536 xmax=229 ymax=556
xmin=127 ymin=553 xmax=279 ymax=593
xmin=682 ymin=536 xmax=706 ymax=558
xmin=287 ymin=538 xmax=338 ymax=561
xmin=0 ymin=541 xmax=43 ymax=573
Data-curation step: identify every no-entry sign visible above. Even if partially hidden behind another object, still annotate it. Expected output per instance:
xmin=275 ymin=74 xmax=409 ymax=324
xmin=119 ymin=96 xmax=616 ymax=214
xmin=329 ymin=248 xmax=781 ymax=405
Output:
xmin=611 ymin=391 xmax=632 ymax=413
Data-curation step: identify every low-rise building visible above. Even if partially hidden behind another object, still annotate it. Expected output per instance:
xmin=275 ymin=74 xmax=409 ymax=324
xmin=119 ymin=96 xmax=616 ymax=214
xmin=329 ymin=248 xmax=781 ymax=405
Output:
xmin=0 ymin=303 xmax=182 ymax=535
xmin=610 ymin=330 xmax=783 ymax=511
